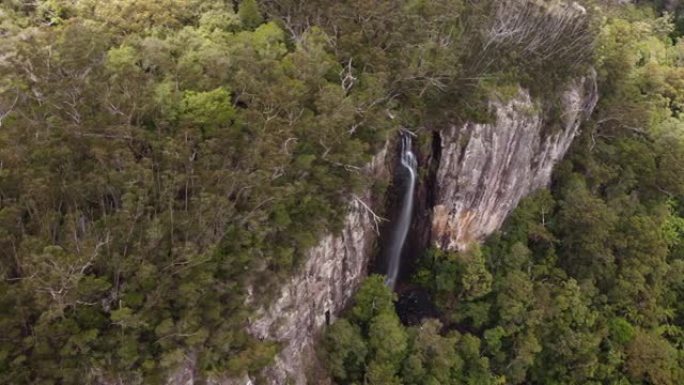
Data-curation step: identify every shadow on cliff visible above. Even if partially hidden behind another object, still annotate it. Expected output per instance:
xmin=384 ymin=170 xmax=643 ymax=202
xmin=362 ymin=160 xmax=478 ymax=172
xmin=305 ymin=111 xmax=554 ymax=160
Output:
xmin=371 ymin=129 xmax=443 ymax=326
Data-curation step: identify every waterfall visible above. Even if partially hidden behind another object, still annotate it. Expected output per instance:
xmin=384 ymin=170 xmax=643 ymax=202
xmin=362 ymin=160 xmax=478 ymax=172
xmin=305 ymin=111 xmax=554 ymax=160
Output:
xmin=385 ymin=132 xmax=417 ymax=289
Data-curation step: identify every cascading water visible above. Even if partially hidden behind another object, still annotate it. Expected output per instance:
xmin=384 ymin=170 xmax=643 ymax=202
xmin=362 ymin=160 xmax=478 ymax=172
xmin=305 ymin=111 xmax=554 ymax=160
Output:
xmin=385 ymin=132 xmax=417 ymax=289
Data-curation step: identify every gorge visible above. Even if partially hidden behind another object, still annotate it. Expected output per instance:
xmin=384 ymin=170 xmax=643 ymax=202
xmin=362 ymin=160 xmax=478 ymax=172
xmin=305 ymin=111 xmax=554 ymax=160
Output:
xmin=237 ymin=72 xmax=599 ymax=385
xmin=3 ymin=1 xmax=682 ymax=385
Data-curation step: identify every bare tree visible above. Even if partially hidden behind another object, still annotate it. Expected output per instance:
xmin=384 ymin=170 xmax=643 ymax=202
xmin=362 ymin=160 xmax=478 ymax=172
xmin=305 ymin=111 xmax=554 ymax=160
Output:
xmin=465 ymin=0 xmax=595 ymax=79
xmin=0 ymin=90 xmax=19 ymax=128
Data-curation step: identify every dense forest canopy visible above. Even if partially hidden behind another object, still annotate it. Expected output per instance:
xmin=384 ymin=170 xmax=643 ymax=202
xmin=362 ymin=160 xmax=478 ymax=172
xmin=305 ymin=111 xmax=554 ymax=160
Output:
xmin=325 ymin=2 xmax=684 ymax=385
xmin=0 ymin=0 xmax=682 ymax=384
xmin=0 ymin=0 xmax=393 ymax=382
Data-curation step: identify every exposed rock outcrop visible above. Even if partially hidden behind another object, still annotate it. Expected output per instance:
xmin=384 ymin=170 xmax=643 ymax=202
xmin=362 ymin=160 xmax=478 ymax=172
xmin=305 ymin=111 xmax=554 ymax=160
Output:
xmin=431 ymin=73 xmax=598 ymax=250
xmin=215 ymin=73 xmax=597 ymax=385
xmin=244 ymin=148 xmax=389 ymax=384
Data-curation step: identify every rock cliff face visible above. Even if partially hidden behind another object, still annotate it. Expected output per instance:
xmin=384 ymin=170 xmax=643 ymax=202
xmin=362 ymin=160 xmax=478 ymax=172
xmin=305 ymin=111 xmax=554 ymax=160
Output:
xmin=431 ymin=73 xmax=598 ymax=250
xmin=244 ymin=148 xmax=389 ymax=385
xmin=218 ymin=73 xmax=597 ymax=385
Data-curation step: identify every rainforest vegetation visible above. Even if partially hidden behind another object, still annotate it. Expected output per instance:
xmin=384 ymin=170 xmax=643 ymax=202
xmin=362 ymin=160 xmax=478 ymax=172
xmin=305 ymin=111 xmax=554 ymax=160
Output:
xmin=0 ymin=0 xmax=682 ymax=384
xmin=325 ymin=2 xmax=684 ymax=385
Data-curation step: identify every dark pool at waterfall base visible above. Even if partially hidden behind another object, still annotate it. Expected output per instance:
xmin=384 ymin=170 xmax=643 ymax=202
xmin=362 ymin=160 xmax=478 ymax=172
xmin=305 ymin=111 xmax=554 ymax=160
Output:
xmin=394 ymin=282 xmax=441 ymax=326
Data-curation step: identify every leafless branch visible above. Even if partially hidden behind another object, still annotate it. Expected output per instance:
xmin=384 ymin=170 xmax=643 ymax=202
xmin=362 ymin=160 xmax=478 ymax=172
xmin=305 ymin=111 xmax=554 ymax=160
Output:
xmin=353 ymin=194 xmax=386 ymax=235
xmin=0 ymin=90 xmax=19 ymax=128
xmin=340 ymin=58 xmax=356 ymax=94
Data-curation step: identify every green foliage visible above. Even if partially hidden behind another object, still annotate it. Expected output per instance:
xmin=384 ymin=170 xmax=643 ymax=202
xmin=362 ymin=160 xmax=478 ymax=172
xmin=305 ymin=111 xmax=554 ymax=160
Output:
xmin=350 ymin=275 xmax=397 ymax=325
xmin=323 ymin=319 xmax=368 ymax=383
xmin=609 ymin=317 xmax=636 ymax=345
xmin=0 ymin=1 xmax=391 ymax=382
xmin=1 ymin=0 xmax=683 ymax=383
xmin=324 ymin=280 xmax=501 ymax=385
xmin=238 ymin=0 xmax=264 ymax=30
xmin=180 ymin=88 xmax=235 ymax=134
xmin=369 ymin=311 xmax=407 ymax=363
xmin=326 ymin=4 xmax=684 ymax=385
xmin=625 ymin=330 xmax=682 ymax=385
xmin=415 ymin=246 xmax=492 ymax=317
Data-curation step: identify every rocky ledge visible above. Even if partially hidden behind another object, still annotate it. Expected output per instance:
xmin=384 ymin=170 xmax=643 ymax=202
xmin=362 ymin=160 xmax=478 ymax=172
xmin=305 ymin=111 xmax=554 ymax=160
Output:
xmin=432 ymin=73 xmax=598 ymax=250
xmin=217 ymin=72 xmax=597 ymax=385
xmin=243 ymin=147 xmax=388 ymax=385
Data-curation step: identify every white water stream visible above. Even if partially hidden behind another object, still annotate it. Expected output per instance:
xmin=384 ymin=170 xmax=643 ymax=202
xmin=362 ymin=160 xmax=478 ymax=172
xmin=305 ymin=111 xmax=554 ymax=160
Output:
xmin=385 ymin=133 xmax=417 ymax=289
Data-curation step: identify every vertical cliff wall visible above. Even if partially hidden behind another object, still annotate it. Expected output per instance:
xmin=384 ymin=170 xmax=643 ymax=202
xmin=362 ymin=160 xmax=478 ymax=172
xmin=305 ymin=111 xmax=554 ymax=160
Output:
xmin=431 ymin=73 xmax=598 ymax=250
xmin=212 ymin=73 xmax=597 ymax=385
xmin=243 ymin=148 xmax=389 ymax=385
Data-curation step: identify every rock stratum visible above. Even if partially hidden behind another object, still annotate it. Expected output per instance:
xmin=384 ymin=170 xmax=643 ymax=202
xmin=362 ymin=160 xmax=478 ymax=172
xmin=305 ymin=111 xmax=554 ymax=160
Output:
xmin=244 ymin=148 xmax=389 ymax=385
xmin=432 ymin=73 xmax=598 ymax=250
xmin=232 ymin=72 xmax=598 ymax=385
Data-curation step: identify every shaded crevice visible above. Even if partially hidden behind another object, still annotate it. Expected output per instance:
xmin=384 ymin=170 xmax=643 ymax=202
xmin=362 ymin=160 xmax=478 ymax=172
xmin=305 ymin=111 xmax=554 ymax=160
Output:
xmin=394 ymin=129 xmax=443 ymax=325
xmin=397 ymin=130 xmax=443 ymax=286
xmin=372 ymin=130 xmax=442 ymax=286
xmin=370 ymin=129 xmax=444 ymax=324
xmin=456 ymin=125 xmax=471 ymax=166
xmin=370 ymin=136 xmax=405 ymax=277
xmin=427 ymin=130 xmax=443 ymax=213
